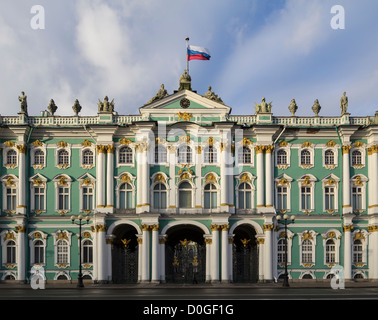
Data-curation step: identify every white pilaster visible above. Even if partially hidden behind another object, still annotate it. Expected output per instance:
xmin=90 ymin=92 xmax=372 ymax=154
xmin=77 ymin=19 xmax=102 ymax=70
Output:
xmin=210 ymin=225 xmax=220 ymax=282
xmin=221 ymin=225 xmax=229 ymax=282
xmin=17 ymin=146 xmax=27 ymax=214
xmin=159 ymin=236 xmax=166 ymax=282
xmin=342 ymin=145 xmax=351 ymax=214
xmin=265 ymin=146 xmax=273 ymax=207
xmin=96 ymin=146 xmax=106 ymax=208
xmin=256 ymin=146 xmax=265 ymax=208
xmin=106 ymin=146 xmax=114 ymax=209
xmin=220 ymin=148 xmax=228 ymax=209
xmin=151 ymin=225 xmax=159 ymax=282
xmin=343 ymin=224 xmax=353 ymax=280
xmin=258 ymin=236 xmax=265 ymax=281
xmin=141 ymin=224 xmax=150 ymax=282
xmin=263 ymin=224 xmax=273 ymax=281
xmin=204 ymin=236 xmax=212 ymax=282
xmin=16 ymin=226 xmax=26 ymax=282
xmin=96 ymin=224 xmax=107 ymax=282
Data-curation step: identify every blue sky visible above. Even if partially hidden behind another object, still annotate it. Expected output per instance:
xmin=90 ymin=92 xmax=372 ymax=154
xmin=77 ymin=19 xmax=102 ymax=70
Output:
xmin=1 ymin=0 xmax=378 ymax=117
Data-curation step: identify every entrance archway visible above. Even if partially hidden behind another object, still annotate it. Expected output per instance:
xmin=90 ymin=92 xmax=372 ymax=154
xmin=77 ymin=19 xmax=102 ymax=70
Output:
xmin=111 ymin=224 xmax=139 ymax=283
xmin=165 ymin=224 xmax=206 ymax=284
xmin=232 ymin=224 xmax=258 ymax=283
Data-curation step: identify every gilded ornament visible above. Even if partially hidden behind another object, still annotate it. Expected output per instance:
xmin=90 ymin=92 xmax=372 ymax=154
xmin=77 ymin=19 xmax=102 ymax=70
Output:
xmin=33 ymin=139 xmax=44 ymax=147
xmin=96 ymin=145 xmax=107 ymax=154
xmin=240 ymin=173 xmax=251 ymax=183
xmin=57 ymin=141 xmax=67 ymax=148
xmin=120 ymin=174 xmax=131 ymax=184
xmin=241 ymin=238 xmax=250 ymax=247
xmin=16 ymin=144 xmax=27 ymax=153
xmin=326 ymin=140 xmax=336 ymax=147
xmin=180 ymin=239 xmax=190 ymax=248
xmin=154 ymin=173 xmax=166 ymax=183
xmin=263 ymin=224 xmax=274 ymax=231
xmin=96 ymin=224 xmax=107 ymax=232
xmin=302 ymin=232 xmax=313 ymax=241
xmin=192 ymin=256 xmax=199 ymax=267
xmin=342 ymin=145 xmax=351 ymax=154
xmin=343 ymin=225 xmax=354 ymax=232
xmin=255 ymin=145 xmax=265 ymax=154
xmin=119 ymin=138 xmax=132 ymax=145
xmin=301 ymin=176 xmax=311 ymax=186
xmin=172 ymin=256 xmax=179 ymax=267
xmin=81 ymin=140 xmax=92 ymax=147
xmin=106 ymin=145 xmax=115 ymax=154
xmin=57 ymin=232 xmax=68 ymax=240
xmin=121 ymin=238 xmax=131 ymax=248
xmin=82 ymin=231 xmax=91 ymax=239
xmin=242 ymin=137 xmax=252 ymax=146
xmin=354 ymin=141 xmax=364 ymax=147
xmin=354 ymin=232 xmax=365 ymax=241
xmin=57 ymin=176 xmax=68 ymax=186
xmin=4 ymin=141 xmax=15 ymax=148
xmin=328 ymin=232 xmax=336 ymax=239
xmin=176 ymin=112 xmax=192 ymax=121
xmin=5 ymin=177 xmax=15 ymax=187
xmin=205 ymin=173 xmax=217 ymax=184
xmin=354 ymin=176 xmax=363 ymax=186
xmin=264 ymin=145 xmax=274 ymax=153
xmin=301 ymin=141 xmax=312 ymax=148
xmin=278 ymin=140 xmax=288 ymax=147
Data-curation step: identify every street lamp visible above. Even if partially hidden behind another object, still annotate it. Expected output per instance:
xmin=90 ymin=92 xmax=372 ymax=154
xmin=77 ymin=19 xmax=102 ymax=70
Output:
xmin=276 ymin=214 xmax=295 ymax=287
xmin=71 ymin=215 xmax=90 ymax=288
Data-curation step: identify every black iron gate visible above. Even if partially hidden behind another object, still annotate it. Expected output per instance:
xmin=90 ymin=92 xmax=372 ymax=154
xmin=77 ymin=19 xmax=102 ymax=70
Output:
xmin=112 ymin=242 xmax=138 ymax=283
xmin=166 ymin=239 xmax=206 ymax=284
xmin=233 ymin=239 xmax=258 ymax=283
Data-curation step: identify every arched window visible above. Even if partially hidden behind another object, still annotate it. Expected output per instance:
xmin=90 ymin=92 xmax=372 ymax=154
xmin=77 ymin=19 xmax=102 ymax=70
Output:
xmin=119 ymin=146 xmax=133 ymax=164
xmin=119 ymin=183 xmax=133 ymax=209
xmin=57 ymin=149 xmax=69 ymax=165
xmin=177 ymin=145 xmax=192 ymax=164
xmin=6 ymin=240 xmax=16 ymax=264
xmin=353 ymin=239 xmax=363 ymax=264
xmin=153 ymin=183 xmax=167 ymax=209
xmin=239 ymin=147 xmax=252 ymax=164
xmin=300 ymin=150 xmax=311 ymax=165
xmin=34 ymin=240 xmax=45 ymax=264
xmin=325 ymin=239 xmax=336 ymax=264
xmin=204 ymin=146 xmax=217 ymax=163
xmin=277 ymin=238 xmax=286 ymax=264
xmin=204 ymin=183 xmax=217 ymax=209
xmin=324 ymin=150 xmax=334 ymax=165
xmin=178 ymin=181 xmax=192 ymax=208
xmin=352 ymin=150 xmax=362 ymax=166
xmin=302 ymin=239 xmax=313 ymax=264
xmin=34 ymin=150 xmax=45 ymax=166
xmin=56 ymin=239 xmax=69 ymax=265
xmin=276 ymin=149 xmax=287 ymax=165
xmin=6 ymin=150 xmax=17 ymax=165
xmin=238 ymin=182 xmax=252 ymax=209
xmin=154 ymin=145 xmax=167 ymax=164
xmin=82 ymin=150 xmax=94 ymax=166
xmin=82 ymin=239 xmax=93 ymax=264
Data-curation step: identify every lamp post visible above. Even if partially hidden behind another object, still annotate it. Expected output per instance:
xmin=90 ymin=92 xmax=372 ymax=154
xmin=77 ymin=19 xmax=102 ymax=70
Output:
xmin=276 ymin=214 xmax=295 ymax=287
xmin=71 ymin=215 xmax=90 ymax=288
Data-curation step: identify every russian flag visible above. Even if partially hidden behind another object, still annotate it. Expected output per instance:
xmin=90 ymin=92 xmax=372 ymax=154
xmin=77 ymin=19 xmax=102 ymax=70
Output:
xmin=187 ymin=45 xmax=211 ymax=61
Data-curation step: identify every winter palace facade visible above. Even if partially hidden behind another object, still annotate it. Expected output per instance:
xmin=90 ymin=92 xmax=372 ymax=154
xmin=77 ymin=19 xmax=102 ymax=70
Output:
xmin=1 ymin=72 xmax=378 ymax=284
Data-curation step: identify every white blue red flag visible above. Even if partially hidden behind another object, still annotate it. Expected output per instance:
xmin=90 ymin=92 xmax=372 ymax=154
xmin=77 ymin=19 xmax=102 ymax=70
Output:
xmin=187 ymin=45 xmax=211 ymax=61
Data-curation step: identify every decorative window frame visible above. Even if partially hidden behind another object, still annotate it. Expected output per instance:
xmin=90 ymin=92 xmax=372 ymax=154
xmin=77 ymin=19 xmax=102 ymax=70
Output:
xmin=53 ymin=230 xmax=72 ymax=268
xmin=79 ymin=230 xmax=94 ymax=268
xmin=350 ymin=174 xmax=368 ymax=213
xmin=2 ymin=141 xmax=18 ymax=169
xmin=274 ymin=173 xmax=293 ymax=213
xmin=275 ymin=140 xmax=291 ymax=169
xmin=235 ymin=137 xmax=255 ymax=167
xmin=235 ymin=172 xmax=256 ymax=211
xmin=350 ymin=141 xmax=365 ymax=169
xmin=202 ymin=172 xmax=220 ymax=211
xmin=80 ymin=141 xmax=96 ymax=169
xmin=177 ymin=174 xmax=196 ymax=210
xmin=298 ymin=174 xmax=317 ymax=214
xmin=53 ymin=174 xmax=72 ymax=214
xmin=298 ymin=230 xmax=318 ymax=268
xmin=321 ymin=229 xmax=341 ymax=267
xmin=150 ymin=172 xmax=169 ymax=211
xmin=323 ymin=140 xmax=338 ymax=169
xmin=55 ymin=141 xmax=71 ymax=169
xmin=152 ymin=143 xmax=168 ymax=166
xmin=115 ymin=172 xmax=136 ymax=209
xmin=78 ymin=173 xmax=96 ymax=213
xmin=116 ymin=138 xmax=135 ymax=168
xmin=30 ymin=140 xmax=46 ymax=169
xmin=1 ymin=174 xmax=19 ymax=213
xmin=28 ymin=230 xmax=48 ymax=266
xmin=176 ymin=143 xmax=194 ymax=165
xmin=200 ymin=137 xmax=220 ymax=166
xmin=29 ymin=173 xmax=48 ymax=214
xmin=276 ymin=229 xmax=294 ymax=267
xmin=0 ymin=230 xmax=17 ymax=268
xmin=321 ymin=174 xmax=340 ymax=214
xmin=352 ymin=229 xmax=368 ymax=267
xmin=298 ymin=141 xmax=314 ymax=169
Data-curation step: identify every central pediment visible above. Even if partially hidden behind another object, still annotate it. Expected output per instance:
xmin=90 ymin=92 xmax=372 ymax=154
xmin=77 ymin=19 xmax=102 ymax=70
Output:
xmin=139 ymin=89 xmax=231 ymax=125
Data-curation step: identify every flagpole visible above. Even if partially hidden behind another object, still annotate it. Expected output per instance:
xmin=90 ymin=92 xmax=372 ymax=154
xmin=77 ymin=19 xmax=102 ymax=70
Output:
xmin=185 ymin=37 xmax=189 ymax=74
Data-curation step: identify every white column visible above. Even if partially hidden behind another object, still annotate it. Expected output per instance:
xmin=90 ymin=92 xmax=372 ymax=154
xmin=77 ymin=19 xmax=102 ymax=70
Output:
xmin=96 ymin=146 xmax=106 ymax=208
xmin=368 ymin=146 xmax=378 ymax=210
xmin=18 ymin=146 xmax=27 ymax=213
xmin=106 ymin=146 xmax=114 ymax=208
xmin=16 ymin=226 xmax=26 ymax=282
xmin=141 ymin=225 xmax=150 ymax=282
xmin=151 ymin=225 xmax=159 ymax=282
xmin=137 ymin=235 xmax=143 ymax=282
xmin=195 ymin=146 xmax=202 ymax=209
xmin=220 ymin=148 xmax=228 ymax=209
xmin=159 ymin=236 xmax=166 ymax=282
xmin=265 ymin=146 xmax=273 ymax=207
xmin=96 ymin=224 xmax=107 ymax=282
xmin=228 ymin=235 xmax=233 ymax=282
xmin=168 ymin=147 xmax=176 ymax=210
xmin=136 ymin=149 xmax=142 ymax=208
xmin=342 ymin=146 xmax=351 ymax=212
xmin=106 ymin=236 xmax=113 ymax=282
xmin=258 ymin=237 xmax=265 ymax=281
xmin=343 ymin=225 xmax=353 ymax=280
xmin=221 ymin=225 xmax=229 ymax=282
xmin=210 ymin=225 xmax=220 ymax=282
xmin=204 ymin=236 xmax=212 ymax=282
xmin=263 ymin=224 xmax=273 ymax=281
xmin=256 ymin=146 xmax=265 ymax=208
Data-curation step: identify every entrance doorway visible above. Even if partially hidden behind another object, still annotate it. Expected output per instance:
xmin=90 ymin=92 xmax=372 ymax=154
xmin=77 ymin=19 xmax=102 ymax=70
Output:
xmin=232 ymin=224 xmax=258 ymax=283
xmin=112 ymin=224 xmax=139 ymax=283
xmin=165 ymin=224 xmax=206 ymax=284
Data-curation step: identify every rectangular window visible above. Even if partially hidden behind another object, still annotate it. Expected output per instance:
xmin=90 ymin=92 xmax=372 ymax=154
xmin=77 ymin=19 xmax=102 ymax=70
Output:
xmin=352 ymin=187 xmax=362 ymax=210
xmin=58 ymin=187 xmax=69 ymax=210
xmin=301 ymin=187 xmax=311 ymax=210
xmin=82 ymin=187 xmax=93 ymax=210
xmin=277 ymin=186 xmax=288 ymax=210
xmin=325 ymin=187 xmax=335 ymax=210
xmin=34 ymin=187 xmax=45 ymax=211
xmin=6 ymin=188 xmax=17 ymax=211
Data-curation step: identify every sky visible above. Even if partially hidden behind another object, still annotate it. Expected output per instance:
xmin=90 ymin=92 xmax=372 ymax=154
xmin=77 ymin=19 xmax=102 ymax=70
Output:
xmin=1 ymin=0 xmax=378 ymax=117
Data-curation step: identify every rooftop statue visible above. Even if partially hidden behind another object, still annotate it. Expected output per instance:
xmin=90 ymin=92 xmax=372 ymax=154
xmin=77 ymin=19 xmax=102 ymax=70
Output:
xmin=48 ymin=99 xmax=58 ymax=116
xmin=203 ymin=86 xmax=224 ymax=104
xmin=145 ymin=84 xmax=168 ymax=105
xmin=18 ymin=91 xmax=28 ymax=115
xmin=312 ymin=99 xmax=321 ymax=116
xmin=288 ymin=99 xmax=298 ymax=116
xmin=255 ymin=97 xmax=272 ymax=114
xmin=178 ymin=70 xmax=192 ymax=91
xmin=72 ymin=99 xmax=82 ymax=116
xmin=340 ymin=92 xmax=348 ymax=115
xmin=98 ymin=96 xmax=115 ymax=113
